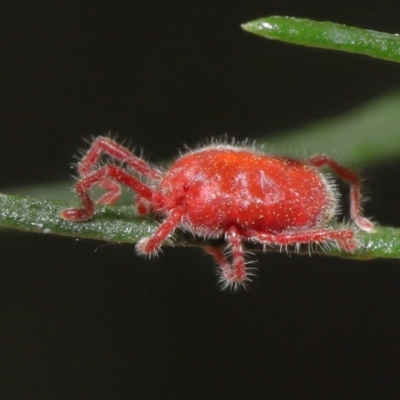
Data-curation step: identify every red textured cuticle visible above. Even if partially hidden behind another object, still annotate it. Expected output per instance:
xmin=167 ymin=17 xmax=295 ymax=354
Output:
xmin=61 ymin=137 xmax=374 ymax=290
xmin=160 ymin=149 xmax=335 ymax=233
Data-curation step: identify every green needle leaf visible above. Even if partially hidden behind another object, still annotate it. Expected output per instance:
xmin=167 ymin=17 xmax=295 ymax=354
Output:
xmin=242 ymin=16 xmax=400 ymax=63
xmin=0 ymin=193 xmax=399 ymax=260
xmin=0 ymin=193 xmax=158 ymax=244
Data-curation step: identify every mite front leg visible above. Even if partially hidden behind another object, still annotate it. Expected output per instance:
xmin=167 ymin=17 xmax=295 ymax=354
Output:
xmin=78 ymin=136 xmax=162 ymax=180
xmin=61 ymin=165 xmax=164 ymax=221
xmin=76 ymin=136 xmax=163 ymax=206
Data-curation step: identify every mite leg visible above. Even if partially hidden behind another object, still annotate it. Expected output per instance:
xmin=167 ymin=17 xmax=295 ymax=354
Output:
xmin=76 ymin=137 xmax=163 ymax=206
xmin=95 ymin=178 xmax=122 ymax=205
xmin=245 ymin=227 xmax=359 ymax=253
xmin=205 ymin=226 xmax=250 ymax=289
xmin=61 ymin=165 xmax=165 ymax=221
xmin=135 ymin=207 xmax=185 ymax=256
xmin=307 ymin=155 xmax=374 ymax=232
xmin=78 ymin=136 xmax=162 ymax=180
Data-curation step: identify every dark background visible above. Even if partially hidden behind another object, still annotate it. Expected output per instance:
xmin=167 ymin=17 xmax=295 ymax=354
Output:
xmin=1 ymin=1 xmax=400 ymax=398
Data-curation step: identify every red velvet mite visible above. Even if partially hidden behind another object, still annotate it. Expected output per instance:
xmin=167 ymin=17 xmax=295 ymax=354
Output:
xmin=61 ymin=137 xmax=374 ymax=290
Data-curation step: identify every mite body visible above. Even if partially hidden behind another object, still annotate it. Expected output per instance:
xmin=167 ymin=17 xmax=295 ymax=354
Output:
xmin=62 ymin=137 xmax=373 ymax=289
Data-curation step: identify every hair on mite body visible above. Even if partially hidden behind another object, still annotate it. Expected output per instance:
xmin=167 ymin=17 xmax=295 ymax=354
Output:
xmin=61 ymin=136 xmax=374 ymax=290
